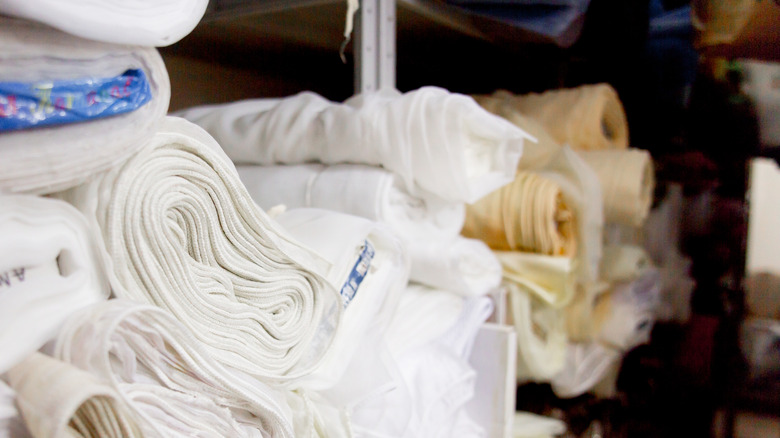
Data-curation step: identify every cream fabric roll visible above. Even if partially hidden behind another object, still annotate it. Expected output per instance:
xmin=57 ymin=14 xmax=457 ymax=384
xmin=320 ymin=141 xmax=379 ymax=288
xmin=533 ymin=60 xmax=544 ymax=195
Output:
xmin=0 ymin=0 xmax=207 ymax=47
xmin=506 ymin=283 xmax=567 ymax=383
xmin=177 ymin=86 xmax=533 ymax=204
xmin=0 ymin=194 xmax=108 ymax=375
xmin=463 ymin=171 xmax=577 ymax=256
xmin=578 ymin=149 xmax=655 ymax=226
xmin=7 ymin=352 xmax=145 ymax=438
xmin=57 ymin=117 xmax=341 ymax=382
xmin=0 ymin=18 xmax=169 ymax=195
xmin=600 ymin=244 xmax=652 ymax=284
xmin=0 ymin=380 xmax=31 ymax=438
xmin=53 ymin=299 xmax=295 ymax=438
xmin=476 ymin=85 xmax=629 ymax=151
xmin=495 ymin=251 xmax=576 ymax=308
xmin=273 ymin=208 xmax=410 ymax=390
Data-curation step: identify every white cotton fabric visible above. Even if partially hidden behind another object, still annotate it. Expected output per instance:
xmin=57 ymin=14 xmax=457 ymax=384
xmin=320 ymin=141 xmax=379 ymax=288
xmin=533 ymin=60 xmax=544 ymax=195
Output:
xmin=273 ymin=208 xmax=410 ymax=389
xmin=0 ymin=194 xmax=108 ymax=375
xmin=513 ymin=412 xmax=567 ymax=438
xmin=177 ymin=86 xmax=532 ymax=204
xmin=53 ymin=299 xmax=295 ymax=438
xmin=0 ymin=0 xmax=207 ymax=47
xmin=7 ymin=352 xmax=145 ymax=438
xmin=0 ymin=18 xmax=169 ymax=195
xmin=0 ymin=380 xmax=31 ymax=438
xmin=495 ymin=251 xmax=577 ymax=308
xmin=57 ymin=117 xmax=341 ymax=382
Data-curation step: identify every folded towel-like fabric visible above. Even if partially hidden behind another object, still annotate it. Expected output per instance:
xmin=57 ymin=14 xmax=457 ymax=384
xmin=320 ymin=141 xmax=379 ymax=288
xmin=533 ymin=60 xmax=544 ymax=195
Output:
xmin=53 ymin=299 xmax=295 ymax=438
xmin=7 ymin=352 xmax=145 ymax=438
xmin=0 ymin=18 xmax=169 ymax=195
xmin=57 ymin=117 xmax=341 ymax=382
xmin=177 ymin=87 xmax=532 ymax=204
xmin=0 ymin=194 xmax=108 ymax=375
xmin=0 ymin=0 xmax=207 ymax=47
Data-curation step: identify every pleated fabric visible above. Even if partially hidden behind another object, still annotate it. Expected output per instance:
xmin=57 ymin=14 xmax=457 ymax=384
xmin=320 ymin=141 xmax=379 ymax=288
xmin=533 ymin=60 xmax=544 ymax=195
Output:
xmin=57 ymin=116 xmax=341 ymax=382
xmin=0 ymin=194 xmax=108 ymax=375
xmin=0 ymin=18 xmax=169 ymax=195
xmin=177 ymin=86 xmax=532 ymax=204
xmin=0 ymin=0 xmax=207 ymax=47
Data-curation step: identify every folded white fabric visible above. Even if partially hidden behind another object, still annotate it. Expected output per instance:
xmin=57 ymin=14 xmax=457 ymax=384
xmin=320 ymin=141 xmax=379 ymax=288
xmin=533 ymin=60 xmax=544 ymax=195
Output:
xmin=7 ymin=352 xmax=145 ymax=438
xmin=177 ymin=86 xmax=532 ymax=204
xmin=495 ymin=251 xmax=576 ymax=308
xmin=57 ymin=116 xmax=341 ymax=382
xmin=272 ymin=207 xmax=410 ymax=389
xmin=0 ymin=0 xmax=207 ymax=47
xmin=0 ymin=18 xmax=169 ymax=195
xmin=0 ymin=194 xmax=108 ymax=375
xmin=0 ymin=380 xmax=31 ymax=438
xmin=54 ymin=299 xmax=295 ymax=438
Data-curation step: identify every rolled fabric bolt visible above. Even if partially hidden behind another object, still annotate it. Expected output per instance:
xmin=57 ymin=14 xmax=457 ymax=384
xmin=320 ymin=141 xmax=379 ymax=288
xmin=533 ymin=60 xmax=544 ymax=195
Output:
xmin=177 ymin=86 xmax=533 ymax=204
xmin=0 ymin=194 xmax=108 ymax=375
xmin=0 ymin=0 xmax=207 ymax=47
xmin=57 ymin=116 xmax=341 ymax=382
xmin=0 ymin=17 xmax=169 ymax=194
xmin=7 ymin=353 xmax=145 ymax=438
xmin=578 ymin=148 xmax=655 ymax=226
xmin=54 ymin=299 xmax=295 ymax=438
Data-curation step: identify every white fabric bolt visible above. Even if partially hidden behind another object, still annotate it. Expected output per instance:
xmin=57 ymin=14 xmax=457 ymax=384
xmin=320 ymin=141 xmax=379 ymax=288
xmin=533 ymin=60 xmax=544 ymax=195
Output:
xmin=0 ymin=18 xmax=169 ymax=195
xmin=57 ymin=117 xmax=341 ymax=382
xmin=177 ymin=87 xmax=532 ymax=204
xmin=54 ymin=299 xmax=295 ymax=438
xmin=0 ymin=0 xmax=207 ymax=47
xmin=0 ymin=194 xmax=108 ymax=375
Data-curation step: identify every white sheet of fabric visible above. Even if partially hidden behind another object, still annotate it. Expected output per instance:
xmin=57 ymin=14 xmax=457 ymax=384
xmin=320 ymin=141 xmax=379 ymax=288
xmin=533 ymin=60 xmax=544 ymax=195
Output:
xmin=7 ymin=352 xmax=145 ymax=438
xmin=550 ymin=341 xmax=621 ymax=399
xmin=54 ymin=299 xmax=295 ymax=438
xmin=0 ymin=381 xmax=31 ymax=438
xmin=513 ymin=412 xmax=567 ymax=438
xmin=600 ymin=245 xmax=652 ymax=284
xmin=0 ymin=194 xmax=108 ymax=375
xmin=0 ymin=18 xmax=170 ymax=195
xmin=56 ymin=117 xmax=341 ymax=383
xmin=495 ymin=251 xmax=576 ymax=309
xmin=272 ymin=208 xmax=410 ymax=389
xmin=176 ymin=86 xmax=533 ymax=204
xmin=578 ymin=149 xmax=655 ymax=226
xmin=0 ymin=0 xmax=207 ymax=47
xmin=505 ymin=282 xmax=567 ymax=383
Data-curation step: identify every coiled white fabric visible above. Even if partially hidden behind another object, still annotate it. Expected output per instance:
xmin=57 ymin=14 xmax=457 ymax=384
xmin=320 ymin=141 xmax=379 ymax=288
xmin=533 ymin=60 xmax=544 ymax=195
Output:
xmin=7 ymin=352 xmax=145 ymax=438
xmin=0 ymin=0 xmax=207 ymax=47
xmin=0 ymin=194 xmax=108 ymax=375
xmin=177 ymin=86 xmax=532 ymax=204
xmin=0 ymin=18 xmax=170 ymax=195
xmin=52 ymin=299 xmax=295 ymax=438
xmin=57 ymin=117 xmax=341 ymax=382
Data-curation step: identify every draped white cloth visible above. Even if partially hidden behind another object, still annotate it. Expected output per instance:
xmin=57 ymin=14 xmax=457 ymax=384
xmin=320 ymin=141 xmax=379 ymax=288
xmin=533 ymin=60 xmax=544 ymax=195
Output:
xmin=0 ymin=194 xmax=108 ymax=375
xmin=7 ymin=352 xmax=145 ymax=438
xmin=273 ymin=208 xmax=410 ymax=389
xmin=0 ymin=18 xmax=170 ymax=195
xmin=57 ymin=117 xmax=341 ymax=382
xmin=177 ymin=87 xmax=532 ymax=204
xmin=53 ymin=299 xmax=295 ymax=438
xmin=0 ymin=0 xmax=207 ymax=47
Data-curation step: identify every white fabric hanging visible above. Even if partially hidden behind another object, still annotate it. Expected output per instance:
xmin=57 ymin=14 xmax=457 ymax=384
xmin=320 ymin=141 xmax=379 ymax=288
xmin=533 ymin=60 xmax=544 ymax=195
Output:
xmin=0 ymin=18 xmax=170 ymax=195
xmin=57 ymin=117 xmax=341 ymax=383
xmin=7 ymin=352 xmax=145 ymax=438
xmin=0 ymin=194 xmax=108 ymax=375
xmin=272 ymin=207 xmax=410 ymax=389
xmin=54 ymin=299 xmax=295 ymax=438
xmin=177 ymin=87 xmax=532 ymax=204
xmin=0 ymin=0 xmax=207 ymax=47
xmin=0 ymin=380 xmax=31 ymax=438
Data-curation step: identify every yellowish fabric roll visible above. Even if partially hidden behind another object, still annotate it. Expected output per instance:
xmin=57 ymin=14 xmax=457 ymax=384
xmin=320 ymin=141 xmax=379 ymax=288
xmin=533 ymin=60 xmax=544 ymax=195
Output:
xmin=495 ymin=251 xmax=577 ymax=309
xmin=463 ymin=171 xmax=577 ymax=256
xmin=475 ymin=85 xmax=629 ymax=151
xmin=692 ymin=0 xmax=756 ymax=47
xmin=578 ymin=149 xmax=655 ymax=227
xmin=563 ymin=281 xmax=610 ymax=342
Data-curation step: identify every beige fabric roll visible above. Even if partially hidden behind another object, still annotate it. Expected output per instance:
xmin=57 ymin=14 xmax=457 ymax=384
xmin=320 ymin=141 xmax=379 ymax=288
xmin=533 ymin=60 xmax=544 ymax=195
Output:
xmin=7 ymin=353 xmax=145 ymax=438
xmin=578 ymin=149 xmax=655 ymax=226
xmin=463 ymin=171 xmax=576 ymax=257
xmin=475 ymin=85 xmax=629 ymax=151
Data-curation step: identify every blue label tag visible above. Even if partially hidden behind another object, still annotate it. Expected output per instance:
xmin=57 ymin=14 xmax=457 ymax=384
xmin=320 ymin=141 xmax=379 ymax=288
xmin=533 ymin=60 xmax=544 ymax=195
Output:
xmin=0 ymin=69 xmax=152 ymax=132
xmin=340 ymin=240 xmax=375 ymax=309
